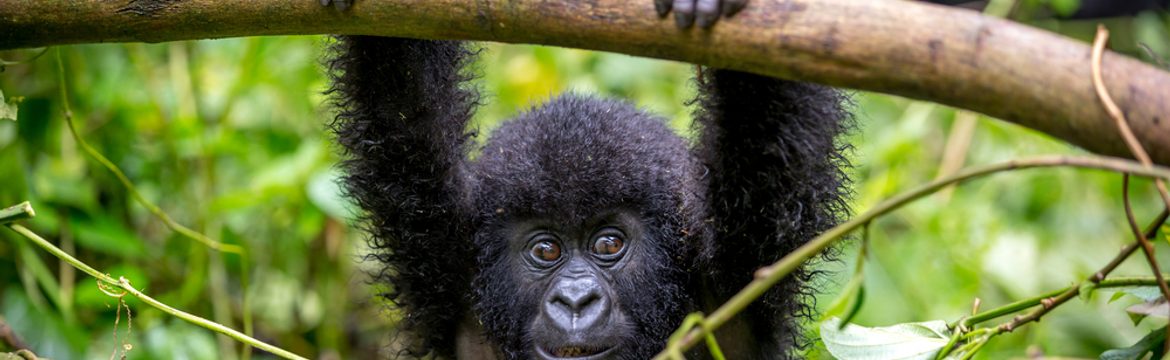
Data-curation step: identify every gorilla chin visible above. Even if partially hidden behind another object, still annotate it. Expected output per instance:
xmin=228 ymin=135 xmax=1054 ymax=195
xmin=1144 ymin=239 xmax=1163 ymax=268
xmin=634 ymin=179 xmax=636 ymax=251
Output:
xmin=531 ymin=318 xmax=623 ymax=360
xmin=535 ymin=345 xmax=615 ymax=360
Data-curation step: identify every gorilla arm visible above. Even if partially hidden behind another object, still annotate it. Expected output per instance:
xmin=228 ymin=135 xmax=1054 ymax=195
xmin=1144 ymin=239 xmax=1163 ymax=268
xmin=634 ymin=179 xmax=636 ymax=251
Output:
xmin=692 ymin=68 xmax=853 ymax=351
xmin=326 ymin=36 xmax=481 ymax=357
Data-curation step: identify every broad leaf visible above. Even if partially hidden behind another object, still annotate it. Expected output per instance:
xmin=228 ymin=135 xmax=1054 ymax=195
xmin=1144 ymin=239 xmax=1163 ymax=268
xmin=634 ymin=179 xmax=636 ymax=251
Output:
xmin=1126 ymin=298 xmax=1169 ymax=326
xmin=1111 ymin=287 xmax=1170 ymax=325
xmin=1111 ymin=286 xmax=1166 ymax=303
xmin=822 ymin=317 xmax=951 ymax=360
xmin=1100 ymin=326 xmax=1167 ymax=360
xmin=824 ymin=270 xmax=866 ymax=327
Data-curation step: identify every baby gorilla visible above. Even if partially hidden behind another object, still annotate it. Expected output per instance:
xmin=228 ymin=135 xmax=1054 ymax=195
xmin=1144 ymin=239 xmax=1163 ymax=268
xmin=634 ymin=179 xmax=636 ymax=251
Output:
xmin=325 ymin=0 xmax=851 ymax=358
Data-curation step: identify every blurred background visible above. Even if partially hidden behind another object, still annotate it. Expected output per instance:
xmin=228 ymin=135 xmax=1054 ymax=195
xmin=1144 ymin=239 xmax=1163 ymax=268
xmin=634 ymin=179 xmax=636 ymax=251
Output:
xmin=0 ymin=2 xmax=1167 ymax=359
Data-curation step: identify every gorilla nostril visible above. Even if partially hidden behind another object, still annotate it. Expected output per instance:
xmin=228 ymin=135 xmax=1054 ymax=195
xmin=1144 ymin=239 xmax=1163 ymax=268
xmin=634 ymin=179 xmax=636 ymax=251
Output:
xmin=552 ymin=288 xmax=601 ymax=313
xmin=545 ymin=277 xmax=610 ymax=330
xmin=560 ymin=291 xmax=598 ymax=310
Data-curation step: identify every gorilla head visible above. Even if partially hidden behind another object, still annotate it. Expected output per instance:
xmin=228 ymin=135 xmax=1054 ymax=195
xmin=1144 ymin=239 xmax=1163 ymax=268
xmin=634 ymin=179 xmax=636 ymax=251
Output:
xmin=470 ymin=96 xmax=703 ymax=359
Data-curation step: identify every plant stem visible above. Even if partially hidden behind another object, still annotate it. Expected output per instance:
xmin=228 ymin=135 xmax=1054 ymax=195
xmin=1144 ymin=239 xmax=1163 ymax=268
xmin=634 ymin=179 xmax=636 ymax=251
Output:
xmin=54 ymin=50 xmax=243 ymax=255
xmin=1093 ymin=26 xmax=1170 ymax=353
xmin=960 ymin=276 xmax=1170 ymax=329
xmin=3 ymin=222 xmax=307 ymax=360
xmin=653 ymin=155 xmax=1170 ymax=359
xmin=0 ymin=202 xmax=34 ymax=225
xmin=988 ymin=209 xmax=1169 ymax=335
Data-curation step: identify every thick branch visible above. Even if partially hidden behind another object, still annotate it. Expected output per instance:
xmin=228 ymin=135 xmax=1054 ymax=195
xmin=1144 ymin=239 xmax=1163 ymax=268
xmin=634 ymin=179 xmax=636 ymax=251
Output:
xmin=3 ymin=0 xmax=1169 ymax=164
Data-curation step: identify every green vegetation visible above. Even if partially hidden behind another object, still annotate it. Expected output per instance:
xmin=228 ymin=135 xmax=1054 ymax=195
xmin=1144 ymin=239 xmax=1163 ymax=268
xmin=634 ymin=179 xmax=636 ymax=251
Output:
xmin=0 ymin=9 xmax=1167 ymax=359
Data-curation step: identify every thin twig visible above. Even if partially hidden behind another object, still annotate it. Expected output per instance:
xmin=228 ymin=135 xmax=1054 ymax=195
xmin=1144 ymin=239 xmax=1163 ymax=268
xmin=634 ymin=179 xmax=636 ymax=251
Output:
xmin=1092 ymin=26 xmax=1170 ymax=210
xmin=1093 ymin=26 xmax=1170 ymax=352
xmin=2 ymin=220 xmax=307 ymax=360
xmin=985 ymin=207 xmax=1169 ymax=336
xmin=935 ymin=111 xmax=978 ymax=202
xmin=55 ymin=48 xmax=258 ymax=358
xmin=1123 ymin=175 xmax=1170 ymax=297
xmin=653 ymin=155 xmax=1170 ymax=358
xmin=0 ymin=202 xmax=35 ymax=225
xmin=935 ymin=209 xmax=1165 ymax=357
xmin=1124 ymin=175 xmax=1170 ymax=352
xmin=54 ymin=50 xmax=243 ymax=255
xmin=934 ymin=0 xmax=1015 ymax=203
xmin=0 ymin=317 xmax=30 ymax=351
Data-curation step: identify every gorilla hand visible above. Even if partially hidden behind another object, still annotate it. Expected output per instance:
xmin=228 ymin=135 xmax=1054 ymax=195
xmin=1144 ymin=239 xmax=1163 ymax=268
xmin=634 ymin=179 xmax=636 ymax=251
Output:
xmin=655 ymin=0 xmax=748 ymax=29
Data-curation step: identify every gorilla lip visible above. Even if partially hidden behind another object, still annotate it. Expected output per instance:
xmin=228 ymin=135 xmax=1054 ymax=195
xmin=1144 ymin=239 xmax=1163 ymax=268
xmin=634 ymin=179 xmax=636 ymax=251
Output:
xmin=537 ymin=344 xmax=613 ymax=359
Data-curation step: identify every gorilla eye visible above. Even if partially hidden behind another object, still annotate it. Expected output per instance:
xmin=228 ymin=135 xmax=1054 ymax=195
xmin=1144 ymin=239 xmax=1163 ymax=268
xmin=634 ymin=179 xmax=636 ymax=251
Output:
xmin=530 ymin=240 xmax=562 ymax=263
xmin=591 ymin=232 xmax=625 ymax=258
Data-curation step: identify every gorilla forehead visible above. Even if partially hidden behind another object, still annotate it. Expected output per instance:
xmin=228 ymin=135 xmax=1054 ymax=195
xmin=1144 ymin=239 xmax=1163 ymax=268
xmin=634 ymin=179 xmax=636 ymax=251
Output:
xmin=471 ymin=94 xmax=701 ymax=225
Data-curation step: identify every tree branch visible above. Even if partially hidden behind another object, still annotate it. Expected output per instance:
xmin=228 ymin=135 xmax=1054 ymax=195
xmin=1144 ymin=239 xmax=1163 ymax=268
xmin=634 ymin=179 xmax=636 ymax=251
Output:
xmin=2 ymin=0 xmax=1169 ymax=164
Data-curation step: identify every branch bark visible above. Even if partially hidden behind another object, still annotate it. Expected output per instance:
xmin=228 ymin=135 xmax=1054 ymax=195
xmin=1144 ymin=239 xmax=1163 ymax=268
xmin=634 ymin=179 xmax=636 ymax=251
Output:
xmin=2 ymin=0 xmax=1169 ymax=164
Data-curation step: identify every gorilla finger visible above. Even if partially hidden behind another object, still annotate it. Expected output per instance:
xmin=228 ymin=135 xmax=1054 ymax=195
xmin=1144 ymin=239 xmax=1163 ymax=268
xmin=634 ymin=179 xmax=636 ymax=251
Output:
xmin=673 ymin=0 xmax=696 ymax=28
xmin=655 ymin=0 xmax=673 ymax=17
xmin=695 ymin=0 xmax=721 ymax=28
xmin=722 ymin=0 xmax=748 ymax=17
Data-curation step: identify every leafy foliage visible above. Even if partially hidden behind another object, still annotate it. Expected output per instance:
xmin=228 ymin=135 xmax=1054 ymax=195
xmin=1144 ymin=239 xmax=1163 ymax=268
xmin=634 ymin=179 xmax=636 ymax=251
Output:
xmin=0 ymin=7 xmax=1166 ymax=359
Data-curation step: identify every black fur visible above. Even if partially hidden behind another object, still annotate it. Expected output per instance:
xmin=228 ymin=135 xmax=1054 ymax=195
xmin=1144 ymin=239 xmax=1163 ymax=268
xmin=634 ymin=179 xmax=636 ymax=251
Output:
xmin=327 ymin=37 xmax=480 ymax=356
xmin=693 ymin=70 xmax=853 ymax=353
xmin=326 ymin=36 xmax=851 ymax=359
xmin=470 ymin=95 xmax=703 ymax=359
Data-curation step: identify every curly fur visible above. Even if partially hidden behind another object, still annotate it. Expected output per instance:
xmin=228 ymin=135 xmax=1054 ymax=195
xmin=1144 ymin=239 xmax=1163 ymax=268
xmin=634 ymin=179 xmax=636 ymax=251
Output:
xmin=326 ymin=36 xmax=480 ymax=357
xmin=326 ymin=36 xmax=851 ymax=359
xmin=693 ymin=69 xmax=853 ymax=355
xmin=470 ymin=95 xmax=703 ymax=359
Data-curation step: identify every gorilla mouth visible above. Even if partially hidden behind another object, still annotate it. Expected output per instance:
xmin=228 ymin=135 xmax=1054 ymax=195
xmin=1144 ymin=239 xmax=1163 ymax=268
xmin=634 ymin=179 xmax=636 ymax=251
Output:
xmin=540 ymin=345 xmax=613 ymax=359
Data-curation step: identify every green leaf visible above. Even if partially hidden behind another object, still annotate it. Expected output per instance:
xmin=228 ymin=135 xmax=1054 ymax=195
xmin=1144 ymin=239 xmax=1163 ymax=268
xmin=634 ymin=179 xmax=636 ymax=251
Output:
xmin=1113 ymin=287 xmax=1167 ymax=303
xmin=1100 ymin=326 xmax=1167 ymax=360
xmin=1111 ymin=291 xmax=1129 ymax=304
xmin=825 ymin=236 xmax=868 ymax=328
xmin=822 ymin=283 xmax=866 ymax=330
xmin=821 ymin=317 xmax=951 ymax=360
xmin=1080 ymin=282 xmax=1097 ymax=302
xmin=1115 ymin=287 xmax=1170 ymax=325
xmin=0 ymin=90 xmax=17 ymax=121
xmin=1048 ymin=0 xmax=1081 ymax=16
xmin=69 ymin=215 xmax=146 ymax=258
xmin=1126 ymin=299 xmax=1169 ymax=326
xmin=825 ymin=271 xmax=864 ymax=318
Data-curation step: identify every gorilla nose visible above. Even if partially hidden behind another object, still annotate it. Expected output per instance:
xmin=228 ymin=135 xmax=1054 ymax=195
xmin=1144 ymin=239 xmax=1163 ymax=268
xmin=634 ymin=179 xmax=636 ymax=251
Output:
xmin=544 ymin=276 xmax=611 ymax=332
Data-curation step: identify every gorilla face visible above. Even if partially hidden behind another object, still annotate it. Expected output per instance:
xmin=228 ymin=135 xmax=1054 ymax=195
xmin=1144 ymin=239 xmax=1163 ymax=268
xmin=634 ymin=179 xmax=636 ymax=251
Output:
xmin=475 ymin=209 xmax=690 ymax=360
xmin=520 ymin=213 xmax=638 ymax=359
